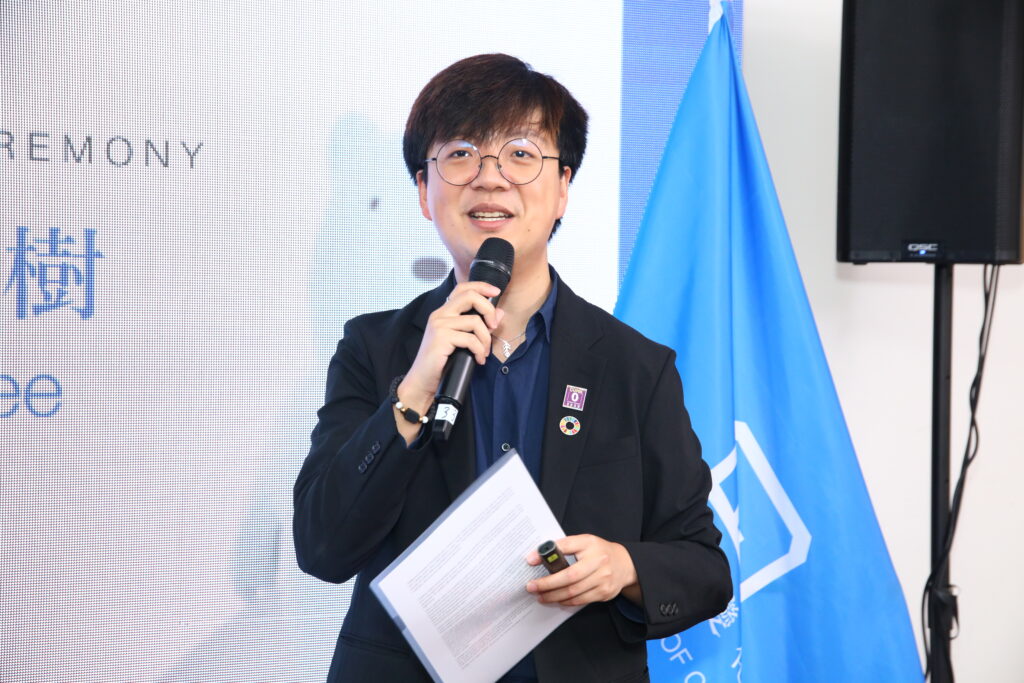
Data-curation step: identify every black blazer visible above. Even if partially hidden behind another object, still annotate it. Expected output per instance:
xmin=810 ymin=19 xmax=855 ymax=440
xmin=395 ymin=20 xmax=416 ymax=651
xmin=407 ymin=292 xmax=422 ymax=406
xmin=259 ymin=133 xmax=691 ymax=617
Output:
xmin=294 ymin=276 xmax=731 ymax=683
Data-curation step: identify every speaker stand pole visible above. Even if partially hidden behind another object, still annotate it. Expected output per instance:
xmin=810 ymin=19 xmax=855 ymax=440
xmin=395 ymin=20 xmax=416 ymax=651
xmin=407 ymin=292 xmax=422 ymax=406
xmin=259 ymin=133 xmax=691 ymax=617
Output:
xmin=930 ymin=263 xmax=954 ymax=682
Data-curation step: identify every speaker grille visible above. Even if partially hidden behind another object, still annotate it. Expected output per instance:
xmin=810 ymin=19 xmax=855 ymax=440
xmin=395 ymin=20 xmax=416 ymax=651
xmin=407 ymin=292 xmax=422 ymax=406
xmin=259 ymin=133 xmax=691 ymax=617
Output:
xmin=838 ymin=0 xmax=1024 ymax=264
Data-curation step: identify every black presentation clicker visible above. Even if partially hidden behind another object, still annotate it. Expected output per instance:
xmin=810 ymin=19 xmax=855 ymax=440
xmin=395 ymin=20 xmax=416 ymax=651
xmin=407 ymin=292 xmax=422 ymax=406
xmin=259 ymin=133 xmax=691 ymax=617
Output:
xmin=537 ymin=540 xmax=569 ymax=574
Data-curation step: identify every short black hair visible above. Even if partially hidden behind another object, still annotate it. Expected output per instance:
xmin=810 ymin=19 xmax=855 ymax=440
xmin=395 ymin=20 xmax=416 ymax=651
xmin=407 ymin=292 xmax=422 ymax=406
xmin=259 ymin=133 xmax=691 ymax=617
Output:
xmin=403 ymin=53 xmax=589 ymax=234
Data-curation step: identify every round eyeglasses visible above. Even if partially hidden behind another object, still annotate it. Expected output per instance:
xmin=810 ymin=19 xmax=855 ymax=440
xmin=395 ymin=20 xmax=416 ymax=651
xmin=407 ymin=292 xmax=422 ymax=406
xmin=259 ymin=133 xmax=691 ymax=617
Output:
xmin=424 ymin=138 xmax=562 ymax=186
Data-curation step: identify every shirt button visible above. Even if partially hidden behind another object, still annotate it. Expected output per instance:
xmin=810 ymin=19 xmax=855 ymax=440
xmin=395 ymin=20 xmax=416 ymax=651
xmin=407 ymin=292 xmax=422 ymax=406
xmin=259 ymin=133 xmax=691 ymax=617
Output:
xmin=501 ymin=442 xmax=511 ymax=452
xmin=501 ymin=366 xmax=510 ymax=375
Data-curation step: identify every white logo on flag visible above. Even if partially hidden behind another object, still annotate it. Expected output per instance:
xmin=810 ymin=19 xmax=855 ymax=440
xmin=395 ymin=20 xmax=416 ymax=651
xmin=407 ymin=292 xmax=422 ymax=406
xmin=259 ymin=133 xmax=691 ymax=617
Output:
xmin=708 ymin=596 xmax=739 ymax=637
xmin=708 ymin=421 xmax=811 ymax=602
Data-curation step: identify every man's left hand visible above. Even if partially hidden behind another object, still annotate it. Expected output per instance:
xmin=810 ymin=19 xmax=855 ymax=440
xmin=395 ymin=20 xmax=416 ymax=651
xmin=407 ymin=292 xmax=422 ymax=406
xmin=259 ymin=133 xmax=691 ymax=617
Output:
xmin=525 ymin=534 xmax=641 ymax=607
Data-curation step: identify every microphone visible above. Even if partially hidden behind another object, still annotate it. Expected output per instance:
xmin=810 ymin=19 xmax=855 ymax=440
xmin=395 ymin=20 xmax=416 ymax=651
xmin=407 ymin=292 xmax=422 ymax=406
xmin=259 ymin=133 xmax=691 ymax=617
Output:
xmin=432 ymin=237 xmax=514 ymax=441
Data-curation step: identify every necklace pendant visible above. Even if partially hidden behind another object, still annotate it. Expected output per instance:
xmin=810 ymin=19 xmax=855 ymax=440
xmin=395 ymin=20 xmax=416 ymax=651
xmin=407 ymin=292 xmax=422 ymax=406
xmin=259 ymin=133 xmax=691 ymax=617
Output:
xmin=502 ymin=340 xmax=513 ymax=359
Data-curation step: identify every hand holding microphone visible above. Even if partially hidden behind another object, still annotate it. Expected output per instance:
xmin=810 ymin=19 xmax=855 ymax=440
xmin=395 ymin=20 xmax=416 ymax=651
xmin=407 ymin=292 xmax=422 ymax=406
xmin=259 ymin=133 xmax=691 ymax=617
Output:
xmin=395 ymin=238 xmax=514 ymax=443
xmin=432 ymin=238 xmax=514 ymax=439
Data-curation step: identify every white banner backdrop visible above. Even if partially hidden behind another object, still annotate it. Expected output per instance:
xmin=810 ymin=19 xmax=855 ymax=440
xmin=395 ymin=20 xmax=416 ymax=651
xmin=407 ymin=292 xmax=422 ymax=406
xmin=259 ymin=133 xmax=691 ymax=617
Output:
xmin=1 ymin=2 xmax=621 ymax=680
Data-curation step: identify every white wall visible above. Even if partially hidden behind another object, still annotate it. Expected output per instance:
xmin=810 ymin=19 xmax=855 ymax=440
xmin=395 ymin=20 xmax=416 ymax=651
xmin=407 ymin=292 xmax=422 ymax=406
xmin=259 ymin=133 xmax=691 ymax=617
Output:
xmin=0 ymin=3 xmax=623 ymax=679
xmin=743 ymin=1 xmax=1024 ymax=680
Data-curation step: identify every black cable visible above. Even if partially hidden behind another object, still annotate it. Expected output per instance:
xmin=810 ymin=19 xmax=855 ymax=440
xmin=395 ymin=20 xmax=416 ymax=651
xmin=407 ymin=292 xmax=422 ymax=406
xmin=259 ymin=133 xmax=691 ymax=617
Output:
xmin=921 ymin=264 xmax=1001 ymax=681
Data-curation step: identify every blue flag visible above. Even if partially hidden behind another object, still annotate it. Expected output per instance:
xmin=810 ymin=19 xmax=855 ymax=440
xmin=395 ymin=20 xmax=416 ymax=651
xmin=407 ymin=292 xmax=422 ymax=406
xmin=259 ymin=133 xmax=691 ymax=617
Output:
xmin=614 ymin=14 xmax=922 ymax=682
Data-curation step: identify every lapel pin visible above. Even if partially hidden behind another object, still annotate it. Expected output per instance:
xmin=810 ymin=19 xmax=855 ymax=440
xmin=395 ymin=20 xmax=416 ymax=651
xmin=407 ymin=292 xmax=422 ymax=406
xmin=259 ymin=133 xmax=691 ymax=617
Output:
xmin=562 ymin=385 xmax=588 ymax=411
xmin=559 ymin=415 xmax=581 ymax=436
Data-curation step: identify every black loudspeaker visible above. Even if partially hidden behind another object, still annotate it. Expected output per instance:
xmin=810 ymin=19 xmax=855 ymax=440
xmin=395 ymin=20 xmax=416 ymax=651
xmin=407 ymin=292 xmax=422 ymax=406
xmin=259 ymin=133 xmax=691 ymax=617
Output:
xmin=838 ymin=0 xmax=1024 ymax=264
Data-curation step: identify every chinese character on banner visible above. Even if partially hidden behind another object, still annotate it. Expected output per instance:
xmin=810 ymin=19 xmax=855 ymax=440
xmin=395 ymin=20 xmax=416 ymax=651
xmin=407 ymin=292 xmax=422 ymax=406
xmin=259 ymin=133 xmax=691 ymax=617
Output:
xmin=4 ymin=226 xmax=104 ymax=319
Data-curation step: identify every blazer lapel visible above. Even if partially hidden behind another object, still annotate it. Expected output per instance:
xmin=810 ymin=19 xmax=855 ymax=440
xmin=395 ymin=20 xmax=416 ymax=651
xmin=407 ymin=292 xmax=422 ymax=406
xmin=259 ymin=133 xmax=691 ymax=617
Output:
xmin=406 ymin=273 xmax=476 ymax=501
xmin=403 ymin=274 xmax=452 ymax=366
xmin=540 ymin=281 xmax=606 ymax=523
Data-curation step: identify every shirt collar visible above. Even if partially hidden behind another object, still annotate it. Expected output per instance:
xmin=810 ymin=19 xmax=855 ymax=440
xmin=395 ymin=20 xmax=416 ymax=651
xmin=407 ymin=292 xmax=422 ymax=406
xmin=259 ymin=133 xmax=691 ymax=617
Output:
xmin=534 ymin=267 xmax=559 ymax=343
xmin=439 ymin=266 xmax=559 ymax=343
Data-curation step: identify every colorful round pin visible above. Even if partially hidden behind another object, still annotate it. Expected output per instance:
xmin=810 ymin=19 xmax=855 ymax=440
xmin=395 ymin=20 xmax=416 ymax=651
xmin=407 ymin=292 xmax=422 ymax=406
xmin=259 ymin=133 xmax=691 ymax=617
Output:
xmin=559 ymin=415 xmax=581 ymax=436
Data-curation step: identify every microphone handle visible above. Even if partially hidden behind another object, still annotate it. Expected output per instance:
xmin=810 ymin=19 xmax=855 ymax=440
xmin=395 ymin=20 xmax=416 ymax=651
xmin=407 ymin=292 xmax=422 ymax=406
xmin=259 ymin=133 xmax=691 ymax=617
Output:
xmin=432 ymin=293 xmax=501 ymax=441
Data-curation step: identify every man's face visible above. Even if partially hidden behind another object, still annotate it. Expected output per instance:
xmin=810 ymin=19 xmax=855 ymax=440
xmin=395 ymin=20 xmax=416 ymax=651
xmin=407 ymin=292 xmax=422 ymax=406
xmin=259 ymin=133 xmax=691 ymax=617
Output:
xmin=417 ymin=125 xmax=570 ymax=279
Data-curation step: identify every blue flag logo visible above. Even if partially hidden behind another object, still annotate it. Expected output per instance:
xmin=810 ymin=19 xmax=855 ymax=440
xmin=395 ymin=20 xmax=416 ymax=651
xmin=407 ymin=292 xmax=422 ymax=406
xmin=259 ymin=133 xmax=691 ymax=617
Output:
xmin=614 ymin=14 xmax=922 ymax=682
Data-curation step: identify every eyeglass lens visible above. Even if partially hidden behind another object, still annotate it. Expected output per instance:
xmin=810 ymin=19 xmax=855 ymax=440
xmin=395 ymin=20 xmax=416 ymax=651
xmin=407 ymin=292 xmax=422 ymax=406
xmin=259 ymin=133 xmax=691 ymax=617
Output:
xmin=434 ymin=138 xmax=546 ymax=185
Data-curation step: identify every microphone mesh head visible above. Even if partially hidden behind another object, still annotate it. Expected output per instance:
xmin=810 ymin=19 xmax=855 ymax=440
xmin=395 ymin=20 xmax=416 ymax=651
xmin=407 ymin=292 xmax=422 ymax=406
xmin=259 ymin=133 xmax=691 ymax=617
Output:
xmin=469 ymin=238 xmax=515 ymax=291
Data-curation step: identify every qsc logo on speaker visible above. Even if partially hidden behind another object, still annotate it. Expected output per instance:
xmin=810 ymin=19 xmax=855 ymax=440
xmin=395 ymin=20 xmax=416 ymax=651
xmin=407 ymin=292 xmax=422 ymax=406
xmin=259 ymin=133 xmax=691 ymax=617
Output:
xmin=905 ymin=241 xmax=941 ymax=259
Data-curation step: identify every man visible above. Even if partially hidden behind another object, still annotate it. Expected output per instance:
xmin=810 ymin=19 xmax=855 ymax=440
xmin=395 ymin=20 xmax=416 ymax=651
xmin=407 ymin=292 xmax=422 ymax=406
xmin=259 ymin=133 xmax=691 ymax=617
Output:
xmin=294 ymin=53 xmax=731 ymax=683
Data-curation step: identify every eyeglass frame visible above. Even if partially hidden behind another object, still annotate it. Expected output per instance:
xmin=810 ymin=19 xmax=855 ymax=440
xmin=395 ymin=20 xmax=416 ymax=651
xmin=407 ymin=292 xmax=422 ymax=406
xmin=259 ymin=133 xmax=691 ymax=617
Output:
xmin=423 ymin=138 xmax=563 ymax=186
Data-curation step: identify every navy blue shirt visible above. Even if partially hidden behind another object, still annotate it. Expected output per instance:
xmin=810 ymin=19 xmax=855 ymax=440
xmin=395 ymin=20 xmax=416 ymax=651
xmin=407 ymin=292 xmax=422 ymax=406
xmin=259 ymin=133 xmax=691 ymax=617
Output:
xmin=470 ymin=272 xmax=558 ymax=683
xmin=471 ymin=273 xmax=557 ymax=483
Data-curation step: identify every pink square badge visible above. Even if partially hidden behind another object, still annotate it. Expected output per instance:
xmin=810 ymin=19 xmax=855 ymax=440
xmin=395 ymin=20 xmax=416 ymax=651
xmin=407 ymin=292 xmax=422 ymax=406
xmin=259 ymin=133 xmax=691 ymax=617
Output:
xmin=562 ymin=385 xmax=587 ymax=411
